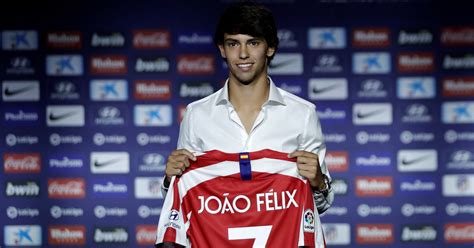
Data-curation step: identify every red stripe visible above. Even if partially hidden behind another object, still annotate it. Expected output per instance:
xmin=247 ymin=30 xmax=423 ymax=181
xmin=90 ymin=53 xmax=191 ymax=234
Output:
xmin=181 ymin=149 xmax=296 ymax=175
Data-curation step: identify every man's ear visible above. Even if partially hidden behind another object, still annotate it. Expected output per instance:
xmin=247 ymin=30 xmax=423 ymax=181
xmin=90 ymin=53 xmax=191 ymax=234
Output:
xmin=266 ymin=46 xmax=276 ymax=58
xmin=218 ymin=44 xmax=226 ymax=58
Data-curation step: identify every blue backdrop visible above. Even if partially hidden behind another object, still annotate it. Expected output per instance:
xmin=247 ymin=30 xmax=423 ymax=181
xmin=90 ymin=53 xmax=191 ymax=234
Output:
xmin=1 ymin=0 xmax=474 ymax=247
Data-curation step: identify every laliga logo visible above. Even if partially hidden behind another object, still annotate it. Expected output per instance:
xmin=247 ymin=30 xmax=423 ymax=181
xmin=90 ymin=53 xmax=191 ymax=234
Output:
xmin=303 ymin=209 xmax=315 ymax=233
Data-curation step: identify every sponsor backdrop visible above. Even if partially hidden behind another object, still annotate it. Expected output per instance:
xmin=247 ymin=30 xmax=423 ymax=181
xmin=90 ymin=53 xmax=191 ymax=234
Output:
xmin=1 ymin=0 xmax=474 ymax=247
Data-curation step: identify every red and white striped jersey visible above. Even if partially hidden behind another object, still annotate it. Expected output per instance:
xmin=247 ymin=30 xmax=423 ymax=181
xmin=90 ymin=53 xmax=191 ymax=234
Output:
xmin=156 ymin=149 xmax=326 ymax=247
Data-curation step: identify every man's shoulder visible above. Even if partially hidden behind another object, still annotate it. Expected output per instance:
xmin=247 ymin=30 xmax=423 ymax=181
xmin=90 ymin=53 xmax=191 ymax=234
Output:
xmin=278 ymin=87 xmax=316 ymax=110
xmin=185 ymin=88 xmax=223 ymax=111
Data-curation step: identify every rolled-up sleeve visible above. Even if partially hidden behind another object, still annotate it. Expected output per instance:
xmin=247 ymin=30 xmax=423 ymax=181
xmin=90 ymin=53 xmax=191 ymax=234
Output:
xmin=299 ymin=105 xmax=334 ymax=214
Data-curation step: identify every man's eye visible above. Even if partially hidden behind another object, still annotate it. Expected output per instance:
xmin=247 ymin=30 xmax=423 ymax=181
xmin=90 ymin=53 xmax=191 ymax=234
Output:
xmin=249 ymin=41 xmax=259 ymax=46
xmin=227 ymin=42 xmax=238 ymax=47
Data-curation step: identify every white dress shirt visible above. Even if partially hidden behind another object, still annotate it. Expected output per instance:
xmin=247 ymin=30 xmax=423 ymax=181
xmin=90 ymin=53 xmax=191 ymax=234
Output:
xmin=163 ymin=77 xmax=334 ymax=213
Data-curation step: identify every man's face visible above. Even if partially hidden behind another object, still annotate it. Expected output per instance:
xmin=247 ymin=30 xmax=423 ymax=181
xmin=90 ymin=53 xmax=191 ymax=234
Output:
xmin=218 ymin=33 xmax=275 ymax=85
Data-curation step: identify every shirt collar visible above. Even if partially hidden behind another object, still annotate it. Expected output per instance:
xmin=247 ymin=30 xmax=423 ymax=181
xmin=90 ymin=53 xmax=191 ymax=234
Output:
xmin=215 ymin=77 xmax=286 ymax=106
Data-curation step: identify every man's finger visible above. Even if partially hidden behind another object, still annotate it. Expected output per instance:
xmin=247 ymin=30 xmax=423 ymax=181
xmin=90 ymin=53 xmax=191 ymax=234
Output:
xmin=297 ymin=163 xmax=317 ymax=172
xmin=171 ymin=149 xmax=196 ymax=161
xmin=288 ymin=150 xmax=318 ymax=159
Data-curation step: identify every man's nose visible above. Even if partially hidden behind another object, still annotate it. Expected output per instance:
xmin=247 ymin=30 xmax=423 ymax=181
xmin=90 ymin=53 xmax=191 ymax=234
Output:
xmin=239 ymin=45 xmax=249 ymax=59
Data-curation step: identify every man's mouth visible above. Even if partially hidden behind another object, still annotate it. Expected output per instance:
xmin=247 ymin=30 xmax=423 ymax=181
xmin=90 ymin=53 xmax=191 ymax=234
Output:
xmin=237 ymin=63 xmax=252 ymax=69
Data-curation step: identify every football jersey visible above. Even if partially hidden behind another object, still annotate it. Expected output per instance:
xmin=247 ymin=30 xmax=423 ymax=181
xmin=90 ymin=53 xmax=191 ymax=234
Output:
xmin=156 ymin=149 xmax=326 ymax=247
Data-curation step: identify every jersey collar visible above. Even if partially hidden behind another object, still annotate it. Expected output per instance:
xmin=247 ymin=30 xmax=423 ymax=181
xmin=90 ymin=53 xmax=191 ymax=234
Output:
xmin=215 ymin=77 xmax=286 ymax=107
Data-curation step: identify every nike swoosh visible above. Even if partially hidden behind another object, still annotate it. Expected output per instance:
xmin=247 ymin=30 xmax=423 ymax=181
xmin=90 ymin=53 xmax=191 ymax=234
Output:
xmin=312 ymin=84 xmax=340 ymax=94
xmin=356 ymin=109 xmax=386 ymax=119
xmin=269 ymin=59 xmax=296 ymax=69
xmin=401 ymin=155 xmax=432 ymax=166
xmin=48 ymin=112 xmax=77 ymax=121
xmin=4 ymin=86 xmax=35 ymax=96
xmin=93 ymin=158 xmax=123 ymax=168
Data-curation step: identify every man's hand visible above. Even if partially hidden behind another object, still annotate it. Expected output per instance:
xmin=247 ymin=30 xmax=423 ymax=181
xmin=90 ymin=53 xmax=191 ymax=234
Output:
xmin=164 ymin=149 xmax=196 ymax=185
xmin=288 ymin=150 xmax=325 ymax=190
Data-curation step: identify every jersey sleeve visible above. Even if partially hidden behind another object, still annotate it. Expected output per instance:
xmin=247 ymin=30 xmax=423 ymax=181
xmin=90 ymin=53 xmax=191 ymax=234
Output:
xmin=155 ymin=176 xmax=188 ymax=246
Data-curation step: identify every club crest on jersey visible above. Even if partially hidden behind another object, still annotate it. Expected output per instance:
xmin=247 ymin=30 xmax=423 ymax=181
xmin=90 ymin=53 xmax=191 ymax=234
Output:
xmin=303 ymin=209 xmax=315 ymax=233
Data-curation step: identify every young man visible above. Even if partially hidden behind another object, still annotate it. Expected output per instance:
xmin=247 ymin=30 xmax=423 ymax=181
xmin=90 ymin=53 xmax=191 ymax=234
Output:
xmin=157 ymin=2 xmax=333 ymax=247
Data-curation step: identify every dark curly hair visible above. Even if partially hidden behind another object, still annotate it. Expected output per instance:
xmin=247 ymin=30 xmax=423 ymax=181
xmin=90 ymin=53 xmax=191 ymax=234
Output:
xmin=214 ymin=2 xmax=279 ymax=61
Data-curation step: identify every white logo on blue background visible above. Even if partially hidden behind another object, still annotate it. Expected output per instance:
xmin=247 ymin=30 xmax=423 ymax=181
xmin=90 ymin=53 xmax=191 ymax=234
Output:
xmin=46 ymin=55 xmax=83 ymax=76
xmin=397 ymin=77 xmax=435 ymax=99
xmin=308 ymin=27 xmax=346 ymax=49
xmin=442 ymin=101 xmax=474 ymax=124
xmin=2 ymin=31 xmax=38 ymax=50
xmin=90 ymin=80 xmax=128 ymax=101
xmin=4 ymin=225 xmax=42 ymax=246
xmin=134 ymin=105 xmax=172 ymax=126
xmin=353 ymin=52 xmax=391 ymax=74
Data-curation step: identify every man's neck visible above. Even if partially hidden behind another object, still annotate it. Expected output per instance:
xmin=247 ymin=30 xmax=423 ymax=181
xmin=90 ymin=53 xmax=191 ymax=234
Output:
xmin=228 ymin=75 xmax=270 ymax=111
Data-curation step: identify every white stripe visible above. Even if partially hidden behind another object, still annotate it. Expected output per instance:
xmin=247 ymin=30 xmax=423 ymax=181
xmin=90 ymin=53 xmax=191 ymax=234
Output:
xmin=298 ymin=208 xmax=305 ymax=245
xmin=178 ymin=158 xmax=305 ymax=199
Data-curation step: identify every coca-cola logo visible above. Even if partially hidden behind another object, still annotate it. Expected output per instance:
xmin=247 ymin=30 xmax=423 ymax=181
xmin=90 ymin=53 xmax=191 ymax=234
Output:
xmin=444 ymin=223 xmax=474 ymax=243
xmin=4 ymin=153 xmax=41 ymax=173
xmin=48 ymin=178 xmax=85 ymax=198
xmin=135 ymin=225 xmax=156 ymax=245
xmin=441 ymin=27 xmax=474 ymax=46
xmin=177 ymin=55 xmax=215 ymax=75
xmin=133 ymin=30 xmax=170 ymax=48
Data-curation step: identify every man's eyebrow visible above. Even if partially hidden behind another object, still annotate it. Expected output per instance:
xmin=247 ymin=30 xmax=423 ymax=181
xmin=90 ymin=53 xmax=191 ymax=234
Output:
xmin=224 ymin=38 xmax=239 ymax=42
xmin=224 ymin=37 xmax=263 ymax=42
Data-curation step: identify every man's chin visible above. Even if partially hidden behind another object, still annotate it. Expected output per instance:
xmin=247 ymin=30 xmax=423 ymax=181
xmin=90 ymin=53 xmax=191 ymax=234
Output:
xmin=234 ymin=75 xmax=255 ymax=85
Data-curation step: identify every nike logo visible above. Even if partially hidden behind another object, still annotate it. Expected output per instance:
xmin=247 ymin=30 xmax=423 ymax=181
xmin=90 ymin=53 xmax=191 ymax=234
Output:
xmin=401 ymin=155 xmax=432 ymax=166
xmin=269 ymin=59 xmax=296 ymax=69
xmin=4 ymin=86 xmax=35 ymax=96
xmin=312 ymin=84 xmax=340 ymax=94
xmin=356 ymin=109 xmax=386 ymax=119
xmin=93 ymin=158 xmax=123 ymax=168
xmin=48 ymin=111 xmax=77 ymax=121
